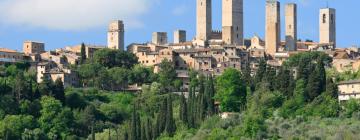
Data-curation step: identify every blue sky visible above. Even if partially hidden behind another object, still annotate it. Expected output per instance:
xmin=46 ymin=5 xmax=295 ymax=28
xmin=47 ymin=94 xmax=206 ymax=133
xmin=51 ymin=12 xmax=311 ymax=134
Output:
xmin=0 ymin=0 xmax=359 ymax=51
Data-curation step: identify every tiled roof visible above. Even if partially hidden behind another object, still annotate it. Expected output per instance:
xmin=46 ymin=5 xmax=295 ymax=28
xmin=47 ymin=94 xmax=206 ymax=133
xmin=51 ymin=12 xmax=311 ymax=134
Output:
xmin=0 ymin=48 xmax=18 ymax=53
xmin=338 ymin=79 xmax=360 ymax=85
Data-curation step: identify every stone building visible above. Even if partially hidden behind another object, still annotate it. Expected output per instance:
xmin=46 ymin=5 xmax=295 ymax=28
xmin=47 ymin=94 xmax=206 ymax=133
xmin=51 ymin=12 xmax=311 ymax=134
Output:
xmin=107 ymin=20 xmax=124 ymax=50
xmin=152 ymin=32 xmax=168 ymax=45
xmin=196 ymin=0 xmax=212 ymax=41
xmin=23 ymin=41 xmax=45 ymax=55
xmin=319 ymin=8 xmax=336 ymax=48
xmin=338 ymin=79 xmax=360 ymax=101
xmin=66 ymin=44 xmax=105 ymax=59
xmin=174 ymin=30 xmax=186 ymax=44
xmin=0 ymin=48 xmax=25 ymax=63
xmin=265 ymin=0 xmax=281 ymax=56
xmin=285 ymin=3 xmax=297 ymax=51
xmin=37 ymin=61 xmax=79 ymax=88
xmin=222 ymin=0 xmax=243 ymax=45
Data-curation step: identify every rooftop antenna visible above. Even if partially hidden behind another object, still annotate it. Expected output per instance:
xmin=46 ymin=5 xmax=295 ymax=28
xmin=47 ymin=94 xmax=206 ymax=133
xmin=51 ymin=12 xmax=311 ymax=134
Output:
xmin=326 ymin=1 xmax=329 ymax=8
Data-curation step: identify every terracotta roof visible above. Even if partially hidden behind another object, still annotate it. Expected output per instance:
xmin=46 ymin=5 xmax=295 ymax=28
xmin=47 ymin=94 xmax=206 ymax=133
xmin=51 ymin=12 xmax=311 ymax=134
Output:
xmin=338 ymin=79 xmax=360 ymax=85
xmin=0 ymin=48 xmax=18 ymax=53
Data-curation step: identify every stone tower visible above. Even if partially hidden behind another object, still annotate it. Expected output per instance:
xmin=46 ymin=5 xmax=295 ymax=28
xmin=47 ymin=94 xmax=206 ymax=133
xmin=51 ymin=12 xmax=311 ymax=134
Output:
xmin=152 ymin=32 xmax=168 ymax=45
xmin=107 ymin=20 xmax=124 ymax=50
xmin=196 ymin=0 xmax=212 ymax=41
xmin=174 ymin=30 xmax=186 ymax=44
xmin=285 ymin=3 xmax=297 ymax=51
xmin=265 ymin=0 xmax=280 ymax=56
xmin=222 ymin=0 xmax=244 ymax=45
xmin=320 ymin=8 xmax=336 ymax=48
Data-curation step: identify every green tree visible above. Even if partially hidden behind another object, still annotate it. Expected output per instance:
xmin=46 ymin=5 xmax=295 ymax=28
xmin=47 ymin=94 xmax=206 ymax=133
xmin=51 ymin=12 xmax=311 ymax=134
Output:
xmin=38 ymin=96 xmax=72 ymax=138
xmin=80 ymin=43 xmax=86 ymax=64
xmin=325 ymin=78 xmax=338 ymax=99
xmin=255 ymin=59 xmax=267 ymax=84
xmin=109 ymin=67 xmax=129 ymax=90
xmin=53 ymin=78 xmax=65 ymax=104
xmin=0 ymin=115 xmax=36 ymax=139
xmin=158 ymin=59 xmax=177 ymax=93
xmin=165 ymin=95 xmax=176 ymax=136
xmin=215 ymin=68 xmax=247 ymax=112
xmin=179 ymin=93 xmax=188 ymax=124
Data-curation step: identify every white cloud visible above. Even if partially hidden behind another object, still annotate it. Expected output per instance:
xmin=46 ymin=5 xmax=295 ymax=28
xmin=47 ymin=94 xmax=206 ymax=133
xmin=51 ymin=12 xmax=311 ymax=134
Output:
xmin=0 ymin=0 xmax=154 ymax=31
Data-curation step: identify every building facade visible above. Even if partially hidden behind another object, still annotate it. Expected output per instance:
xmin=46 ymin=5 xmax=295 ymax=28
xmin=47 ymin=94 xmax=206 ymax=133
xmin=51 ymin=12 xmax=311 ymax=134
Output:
xmin=265 ymin=0 xmax=281 ymax=56
xmin=285 ymin=3 xmax=297 ymax=51
xmin=338 ymin=80 xmax=360 ymax=101
xmin=23 ymin=41 xmax=45 ymax=55
xmin=174 ymin=30 xmax=186 ymax=44
xmin=222 ymin=0 xmax=243 ymax=45
xmin=196 ymin=0 xmax=212 ymax=41
xmin=319 ymin=8 xmax=336 ymax=48
xmin=152 ymin=32 xmax=168 ymax=45
xmin=107 ymin=20 xmax=125 ymax=50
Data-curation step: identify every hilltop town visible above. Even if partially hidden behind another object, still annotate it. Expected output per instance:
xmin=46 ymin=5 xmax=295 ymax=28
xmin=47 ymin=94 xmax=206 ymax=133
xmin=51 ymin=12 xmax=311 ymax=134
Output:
xmin=1 ymin=0 xmax=359 ymax=99
xmin=1 ymin=0 xmax=360 ymax=139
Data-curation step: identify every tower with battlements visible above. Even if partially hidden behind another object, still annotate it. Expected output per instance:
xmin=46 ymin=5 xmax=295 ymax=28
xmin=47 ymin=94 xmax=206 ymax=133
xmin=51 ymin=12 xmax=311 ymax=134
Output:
xmin=107 ymin=20 xmax=124 ymax=50
xmin=222 ymin=0 xmax=243 ymax=45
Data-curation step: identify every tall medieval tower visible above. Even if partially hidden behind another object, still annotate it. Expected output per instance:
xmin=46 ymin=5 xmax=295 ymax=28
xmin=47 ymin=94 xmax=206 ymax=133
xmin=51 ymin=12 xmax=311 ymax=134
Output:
xmin=196 ymin=0 xmax=212 ymax=41
xmin=320 ymin=8 xmax=336 ymax=48
xmin=222 ymin=0 xmax=244 ymax=45
xmin=107 ymin=20 xmax=124 ymax=50
xmin=265 ymin=0 xmax=280 ymax=56
xmin=285 ymin=3 xmax=297 ymax=51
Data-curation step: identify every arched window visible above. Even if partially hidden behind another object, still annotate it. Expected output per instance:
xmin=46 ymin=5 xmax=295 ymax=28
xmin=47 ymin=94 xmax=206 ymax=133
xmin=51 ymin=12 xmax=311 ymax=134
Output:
xmin=323 ymin=14 xmax=326 ymax=23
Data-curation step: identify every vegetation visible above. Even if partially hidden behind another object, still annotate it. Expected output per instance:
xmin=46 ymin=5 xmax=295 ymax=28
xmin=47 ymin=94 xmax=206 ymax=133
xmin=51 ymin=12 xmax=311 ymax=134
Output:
xmin=1 ymin=51 xmax=360 ymax=139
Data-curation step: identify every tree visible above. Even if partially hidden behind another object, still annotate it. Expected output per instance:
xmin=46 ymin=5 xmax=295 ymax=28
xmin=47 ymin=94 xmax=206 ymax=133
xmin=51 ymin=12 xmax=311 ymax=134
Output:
xmin=179 ymin=93 xmax=188 ymax=124
xmin=255 ymin=59 xmax=267 ymax=84
xmin=38 ymin=96 xmax=72 ymax=138
xmin=109 ymin=67 xmax=129 ymax=90
xmin=165 ymin=95 xmax=176 ymax=136
xmin=205 ymin=75 xmax=216 ymax=116
xmin=130 ymin=105 xmax=141 ymax=140
xmin=0 ymin=115 xmax=36 ymax=139
xmin=242 ymin=62 xmax=253 ymax=87
xmin=158 ymin=59 xmax=177 ymax=93
xmin=53 ymin=78 xmax=65 ymax=104
xmin=93 ymin=49 xmax=138 ymax=69
xmin=38 ymin=76 xmax=54 ymax=96
xmin=325 ymin=78 xmax=338 ymax=99
xmin=80 ymin=43 xmax=86 ymax=64
xmin=215 ymin=68 xmax=247 ymax=112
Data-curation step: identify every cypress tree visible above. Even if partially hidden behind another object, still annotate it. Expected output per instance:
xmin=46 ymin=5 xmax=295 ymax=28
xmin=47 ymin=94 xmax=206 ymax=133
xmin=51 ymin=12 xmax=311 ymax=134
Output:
xmin=326 ymin=78 xmax=338 ymax=99
xmin=243 ymin=62 xmax=252 ymax=86
xmin=265 ymin=66 xmax=276 ymax=91
xmin=255 ymin=59 xmax=267 ymax=84
xmin=33 ymin=85 xmax=41 ymax=100
xmin=145 ymin=118 xmax=152 ymax=140
xmin=317 ymin=58 xmax=326 ymax=93
xmin=80 ymin=43 xmax=86 ymax=64
xmin=306 ymin=64 xmax=321 ymax=102
xmin=130 ymin=105 xmax=138 ymax=140
xmin=53 ymin=78 xmax=65 ymax=104
xmin=165 ymin=95 xmax=176 ymax=136
xmin=141 ymin=121 xmax=146 ymax=140
xmin=206 ymin=75 xmax=216 ymax=116
xmin=179 ymin=93 xmax=188 ymax=123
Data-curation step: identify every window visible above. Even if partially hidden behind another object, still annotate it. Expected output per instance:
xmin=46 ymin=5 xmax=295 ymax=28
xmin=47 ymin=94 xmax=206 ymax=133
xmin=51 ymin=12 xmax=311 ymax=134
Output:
xmin=331 ymin=14 xmax=334 ymax=24
xmin=323 ymin=14 xmax=326 ymax=23
xmin=288 ymin=25 xmax=292 ymax=29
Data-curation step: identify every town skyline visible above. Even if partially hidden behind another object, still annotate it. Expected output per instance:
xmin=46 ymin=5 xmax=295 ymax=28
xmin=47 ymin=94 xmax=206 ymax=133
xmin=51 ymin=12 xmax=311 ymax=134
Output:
xmin=0 ymin=0 xmax=359 ymax=51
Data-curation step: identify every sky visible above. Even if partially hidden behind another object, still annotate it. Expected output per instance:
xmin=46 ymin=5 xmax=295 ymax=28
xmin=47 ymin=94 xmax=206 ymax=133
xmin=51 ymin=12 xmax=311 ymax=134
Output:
xmin=0 ymin=0 xmax=359 ymax=51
